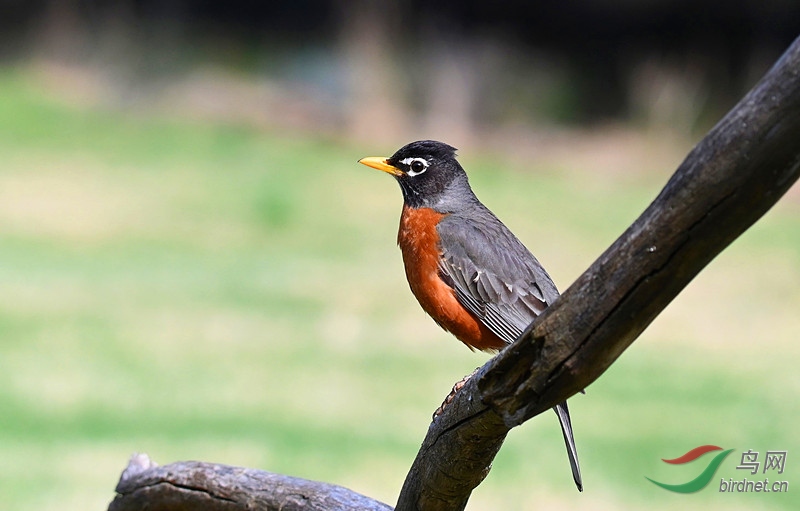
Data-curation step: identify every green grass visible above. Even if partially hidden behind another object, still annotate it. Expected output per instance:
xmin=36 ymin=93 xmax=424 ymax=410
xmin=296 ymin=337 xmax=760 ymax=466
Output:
xmin=0 ymin=68 xmax=798 ymax=510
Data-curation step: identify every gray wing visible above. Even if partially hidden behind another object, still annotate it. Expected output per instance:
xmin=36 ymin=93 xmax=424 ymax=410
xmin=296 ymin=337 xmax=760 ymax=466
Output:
xmin=437 ymin=207 xmax=559 ymax=345
xmin=439 ymin=209 xmax=583 ymax=491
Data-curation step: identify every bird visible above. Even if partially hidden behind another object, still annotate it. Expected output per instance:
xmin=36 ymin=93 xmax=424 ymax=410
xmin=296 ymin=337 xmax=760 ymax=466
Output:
xmin=359 ymin=140 xmax=583 ymax=491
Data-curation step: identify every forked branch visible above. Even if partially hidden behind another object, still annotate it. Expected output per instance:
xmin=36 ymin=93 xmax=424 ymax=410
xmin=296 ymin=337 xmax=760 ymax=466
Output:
xmin=109 ymin=36 xmax=800 ymax=511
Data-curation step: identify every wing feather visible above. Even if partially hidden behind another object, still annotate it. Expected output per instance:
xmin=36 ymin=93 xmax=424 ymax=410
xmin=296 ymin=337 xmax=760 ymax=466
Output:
xmin=437 ymin=207 xmax=558 ymax=346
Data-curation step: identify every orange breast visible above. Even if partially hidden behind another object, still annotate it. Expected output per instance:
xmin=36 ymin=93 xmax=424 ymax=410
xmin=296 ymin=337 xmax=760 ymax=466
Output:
xmin=397 ymin=205 xmax=505 ymax=351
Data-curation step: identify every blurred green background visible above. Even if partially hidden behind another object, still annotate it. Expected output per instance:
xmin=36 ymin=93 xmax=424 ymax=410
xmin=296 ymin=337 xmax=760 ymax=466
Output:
xmin=0 ymin=2 xmax=799 ymax=511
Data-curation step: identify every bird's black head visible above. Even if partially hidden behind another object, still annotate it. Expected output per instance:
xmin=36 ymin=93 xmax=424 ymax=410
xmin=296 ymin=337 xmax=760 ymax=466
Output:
xmin=359 ymin=140 xmax=476 ymax=211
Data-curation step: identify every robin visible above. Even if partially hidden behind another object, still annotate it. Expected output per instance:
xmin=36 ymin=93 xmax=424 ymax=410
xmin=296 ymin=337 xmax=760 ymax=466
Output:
xmin=359 ymin=140 xmax=583 ymax=491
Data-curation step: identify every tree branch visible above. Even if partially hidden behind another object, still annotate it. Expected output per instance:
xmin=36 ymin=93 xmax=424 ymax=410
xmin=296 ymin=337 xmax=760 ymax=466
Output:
xmin=108 ymin=453 xmax=392 ymax=511
xmin=108 ymin=36 xmax=800 ymax=511
xmin=394 ymin=35 xmax=800 ymax=510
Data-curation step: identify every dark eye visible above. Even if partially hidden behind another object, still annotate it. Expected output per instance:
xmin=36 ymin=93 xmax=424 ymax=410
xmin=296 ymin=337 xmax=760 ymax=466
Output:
xmin=399 ymin=156 xmax=429 ymax=175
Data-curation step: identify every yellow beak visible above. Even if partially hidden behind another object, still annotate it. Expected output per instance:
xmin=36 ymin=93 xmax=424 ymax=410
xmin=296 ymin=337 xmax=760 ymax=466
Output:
xmin=358 ymin=156 xmax=404 ymax=176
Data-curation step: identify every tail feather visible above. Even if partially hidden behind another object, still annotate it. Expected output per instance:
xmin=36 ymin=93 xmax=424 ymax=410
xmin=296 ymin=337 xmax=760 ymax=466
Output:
xmin=553 ymin=401 xmax=583 ymax=491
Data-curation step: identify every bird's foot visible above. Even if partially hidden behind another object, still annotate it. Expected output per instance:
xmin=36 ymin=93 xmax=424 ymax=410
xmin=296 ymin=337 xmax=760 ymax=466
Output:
xmin=433 ymin=367 xmax=480 ymax=419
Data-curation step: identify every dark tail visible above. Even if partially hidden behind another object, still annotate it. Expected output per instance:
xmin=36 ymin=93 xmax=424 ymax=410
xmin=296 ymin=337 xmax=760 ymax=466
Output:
xmin=553 ymin=401 xmax=583 ymax=491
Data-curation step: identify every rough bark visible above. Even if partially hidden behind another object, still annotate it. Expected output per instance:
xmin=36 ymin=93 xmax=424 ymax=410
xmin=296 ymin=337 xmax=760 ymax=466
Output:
xmin=109 ymin=36 xmax=800 ymax=511
xmin=108 ymin=454 xmax=392 ymax=511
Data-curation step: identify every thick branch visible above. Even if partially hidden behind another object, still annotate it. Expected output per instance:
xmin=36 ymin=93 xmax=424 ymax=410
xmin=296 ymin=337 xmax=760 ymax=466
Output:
xmin=108 ymin=453 xmax=392 ymax=511
xmin=107 ymin=37 xmax=800 ymax=511
xmin=395 ymin=35 xmax=800 ymax=510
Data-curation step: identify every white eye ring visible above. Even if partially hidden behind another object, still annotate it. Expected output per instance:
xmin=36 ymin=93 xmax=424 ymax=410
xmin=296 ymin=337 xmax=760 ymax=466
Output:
xmin=400 ymin=157 xmax=429 ymax=176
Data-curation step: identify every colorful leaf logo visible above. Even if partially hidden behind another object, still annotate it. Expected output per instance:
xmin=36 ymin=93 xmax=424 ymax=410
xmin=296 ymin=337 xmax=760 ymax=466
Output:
xmin=646 ymin=445 xmax=734 ymax=493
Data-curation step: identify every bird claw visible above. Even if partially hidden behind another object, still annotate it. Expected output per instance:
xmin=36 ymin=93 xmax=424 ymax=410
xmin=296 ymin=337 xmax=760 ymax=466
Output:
xmin=433 ymin=367 xmax=479 ymax=419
